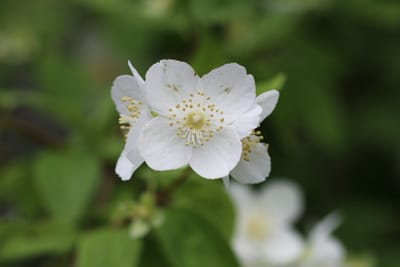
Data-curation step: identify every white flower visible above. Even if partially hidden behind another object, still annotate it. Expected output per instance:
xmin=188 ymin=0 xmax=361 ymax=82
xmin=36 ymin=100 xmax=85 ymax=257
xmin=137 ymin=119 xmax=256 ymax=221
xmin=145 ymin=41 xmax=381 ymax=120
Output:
xmin=138 ymin=60 xmax=262 ymax=179
xmin=112 ymin=61 xmax=151 ymax=181
xmin=230 ymin=180 xmax=304 ymax=267
xmin=223 ymin=89 xmax=279 ymax=186
xmin=297 ymin=213 xmax=346 ymax=267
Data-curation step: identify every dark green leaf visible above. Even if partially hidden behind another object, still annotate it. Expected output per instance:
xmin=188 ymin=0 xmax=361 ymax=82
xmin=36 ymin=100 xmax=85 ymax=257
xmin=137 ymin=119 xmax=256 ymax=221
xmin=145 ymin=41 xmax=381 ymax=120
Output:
xmin=0 ymin=227 xmax=76 ymax=261
xmin=33 ymin=150 xmax=101 ymax=226
xmin=156 ymin=209 xmax=239 ymax=267
xmin=171 ymin=176 xmax=235 ymax=240
xmin=77 ymin=228 xmax=142 ymax=267
xmin=256 ymin=72 xmax=287 ymax=95
xmin=138 ymin=235 xmax=172 ymax=267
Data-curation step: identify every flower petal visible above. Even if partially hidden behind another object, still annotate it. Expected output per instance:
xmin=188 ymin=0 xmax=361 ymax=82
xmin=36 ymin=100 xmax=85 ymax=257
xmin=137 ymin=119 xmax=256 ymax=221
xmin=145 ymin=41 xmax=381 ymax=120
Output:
xmin=256 ymin=89 xmax=279 ymax=121
xmin=229 ymin=184 xmax=254 ymax=215
xmin=310 ymin=213 xmax=341 ymax=242
xmin=231 ymin=142 xmax=270 ymax=184
xmin=233 ymin=235 xmax=264 ymax=266
xmin=138 ymin=116 xmax=192 ymax=170
xmin=232 ymin=104 xmax=262 ymax=139
xmin=261 ymin=227 xmax=304 ymax=265
xmin=200 ymin=63 xmax=256 ymax=123
xmin=189 ymin=127 xmax=241 ymax=179
xmin=306 ymin=238 xmax=345 ymax=267
xmin=128 ymin=60 xmax=145 ymax=87
xmin=260 ymin=180 xmax=303 ymax=224
xmin=111 ymin=75 xmax=146 ymax=116
xmin=229 ymin=185 xmax=259 ymax=236
xmin=123 ymin=111 xmax=151 ymax=173
xmin=304 ymin=214 xmax=345 ymax=267
xmin=115 ymin=150 xmax=138 ymax=181
xmin=145 ymin=60 xmax=199 ymax=115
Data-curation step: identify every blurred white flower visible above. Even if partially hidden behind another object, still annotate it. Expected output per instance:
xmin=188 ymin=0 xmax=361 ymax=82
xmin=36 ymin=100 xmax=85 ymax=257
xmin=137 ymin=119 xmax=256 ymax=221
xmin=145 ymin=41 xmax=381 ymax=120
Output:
xmin=138 ymin=60 xmax=261 ymax=179
xmin=224 ymin=89 xmax=280 ymax=186
xmin=297 ymin=213 xmax=346 ymax=267
xmin=112 ymin=61 xmax=151 ymax=181
xmin=230 ymin=180 xmax=304 ymax=267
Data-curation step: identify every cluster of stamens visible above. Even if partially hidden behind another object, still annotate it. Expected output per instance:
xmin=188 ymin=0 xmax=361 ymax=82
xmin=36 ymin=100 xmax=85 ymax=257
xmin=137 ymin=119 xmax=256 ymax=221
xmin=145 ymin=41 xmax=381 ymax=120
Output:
xmin=242 ymin=130 xmax=265 ymax=161
xmin=167 ymin=91 xmax=225 ymax=148
xmin=119 ymin=96 xmax=143 ymax=139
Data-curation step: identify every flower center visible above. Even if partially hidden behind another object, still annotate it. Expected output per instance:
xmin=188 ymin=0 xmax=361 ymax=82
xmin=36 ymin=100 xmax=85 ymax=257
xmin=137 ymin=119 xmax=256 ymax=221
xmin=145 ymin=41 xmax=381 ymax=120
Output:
xmin=246 ymin=213 xmax=270 ymax=241
xmin=187 ymin=112 xmax=205 ymax=129
xmin=119 ymin=96 xmax=143 ymax=139
xmin=167 ymin=91 xmax=225 ymax=148
xmin=241 ymin=130 xmax=265 ymax=161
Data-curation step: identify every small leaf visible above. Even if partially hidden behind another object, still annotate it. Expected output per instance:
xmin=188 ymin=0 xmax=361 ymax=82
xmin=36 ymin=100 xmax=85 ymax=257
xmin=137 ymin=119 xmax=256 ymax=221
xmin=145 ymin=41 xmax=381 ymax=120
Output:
xmin=77 ymin=228 xmax=142 ymax=267
xmin=156 ymin=209 xmax=239 ymax=267
xmin=33 ymin=150 xmax=101 ymax=226
xmin=171 ymin=175 xmax=235 ymax=240
xmin=139 ymin=235 xmax=172 ymax=267
xmin=0 ymin=228 xmax=76 ymax=261
xmin=191 ymin=35 xmax=227 ymax=75
xmin=256 ymin=72 xmax=287 ymax=95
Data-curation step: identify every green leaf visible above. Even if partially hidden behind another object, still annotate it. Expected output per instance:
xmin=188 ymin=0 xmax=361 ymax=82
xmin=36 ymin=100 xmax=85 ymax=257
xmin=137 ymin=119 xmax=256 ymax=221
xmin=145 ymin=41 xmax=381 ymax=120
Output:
xmin=256 ymin=72 xmax=287 ymax=95
xmin=0 ymin=90 xmax=45 ymax=109
xmin=190 ymin=34 xmax=227 ymax=76
xmin=189 ymin=0 xmax=251 ymax=25
xmin=156 ymin=209 xmax=239 ymax=267
xmin=77 ymin=228 xmax=142 ymax=267
xmin=138 ymin=167 xmax=188 ymax=188
xmin=0 ymin=227 xmax=76 ymax=261
xmin=35 ymin=57 xmax=92 ymax=126
xmin=33 ymin=150 xmax=101 ymax=226
xmin=139 ymin=235 xmax=172 ymax=267
xmin=171 ymin=175 xmax=235 ymax=240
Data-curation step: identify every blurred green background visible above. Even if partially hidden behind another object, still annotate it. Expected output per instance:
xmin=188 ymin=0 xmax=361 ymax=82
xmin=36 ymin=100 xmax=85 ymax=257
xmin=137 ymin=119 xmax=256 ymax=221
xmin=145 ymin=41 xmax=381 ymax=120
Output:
xmin=0 ymin=0 xmax=399 ymax=266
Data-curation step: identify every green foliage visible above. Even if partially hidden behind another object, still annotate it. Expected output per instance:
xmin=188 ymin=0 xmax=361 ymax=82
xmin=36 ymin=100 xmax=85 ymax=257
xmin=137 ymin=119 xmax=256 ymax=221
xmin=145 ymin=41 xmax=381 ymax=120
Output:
xmin=33 ymin=150 xmax=101 ymax=226
xmin=77 ymin=229 xmax=142 ymax=267
xmin=156 ymin=209 xmax=239 ymax=267
xmin=189 ymin=0 xmax=252 ymax=26
xmin=256 ymin=72 xmax=287 ymax=95
xmin=138 ymin=235 xmax=172 ymax=267
xmin=0 ymin=226 xmax=76 ymax=261
xmin=171 ymin=175 xmax=235 ymax=240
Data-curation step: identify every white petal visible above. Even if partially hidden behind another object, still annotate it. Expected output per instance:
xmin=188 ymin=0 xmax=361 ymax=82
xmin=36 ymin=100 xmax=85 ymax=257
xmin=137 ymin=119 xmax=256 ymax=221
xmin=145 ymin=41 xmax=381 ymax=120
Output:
xmin=229 ymin=184 xmax=254 ymax=217
xmin=128 ymin=60 xmax=145 ymax=87
xmin=233 ymin=235 xmax=263 ymax=266
xmin=115 ymin=150 xmax=137 ymax=181
xmin=303 ymin=214 xmax=345 ymax=267
xmin=123 ymin=112 xmax=150 ymax=173
xmin=200 ymin=63 xmax=256 ymax=123
xmin=138 ymin=116 xmax=192 ymax=170
xmin=310 ymin=212 xmax=341 ymax=242
xmin=232 ymin=104 xmax=262 ymax=139
xmin=145 ymin=60 xmax=199 ymax=115
xmin=189 ymin=127 xmax=241 ymax=179
xmin=309 ymin=238 xmax=345 ymax=267
xmin=260 ymin=180 xmax=303 ymax=224
xmin=231 ymin=142 xmax=270 ymax=184
xmin=111 ymin=75 xmax=146 ymax=116
xmin=256 ymin=89 xmax=279 ymax=121
xmin=262 ymin=227 xmax=304 ymax=265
